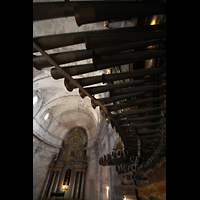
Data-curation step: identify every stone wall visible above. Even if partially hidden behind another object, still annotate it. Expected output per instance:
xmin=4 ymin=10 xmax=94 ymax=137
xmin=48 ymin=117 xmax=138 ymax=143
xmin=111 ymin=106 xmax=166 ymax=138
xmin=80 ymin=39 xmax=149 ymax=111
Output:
xmin=85 ymin=116 xmax=123 ymax=200
xmin=33 ymin=136 xmax=60 ymax=200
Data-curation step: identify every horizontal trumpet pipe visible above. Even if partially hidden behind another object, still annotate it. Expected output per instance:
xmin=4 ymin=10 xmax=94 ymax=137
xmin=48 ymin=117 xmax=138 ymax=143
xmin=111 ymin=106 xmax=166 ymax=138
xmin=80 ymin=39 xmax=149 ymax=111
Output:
xmin=34 ymin=39 xmax=165 ymax=70
xmin=80 ymin=77 xmax=164 ymax=97
xmin=33 ymin=23 xmax=166 ymax=52
xmin=33 ymin=49 xmax=92 ymax=70
xmin=74 ymin=3 xmax=166 ymax=26
xmin=113 ymin=106 xmax=166 ymax=119
xmin=87 ymin=31 xmax=166 ymax=50
xmin=33 ymin=32 xmax=85 ymax=53
xmin=103 ymin=92 xmax=147 ymax=107
xmin=117 ymin=115 xmax=163 ymax=125
xmin=93 ymin=49 xmax=166 ymax=68
xmin=64 ymin=66 xmax=166 ymax=91
xmin=96 ymin=90 xmax=165 ymax=107
xmin=91 ymin=91 xmax=147 ymax=109
xmin=50 ymin=42 xmax=165 ymax=79
xmin=121 ymin=122 xmax=163 ymax=129
xmin=105 ymin=96 xmax=166 ymax=112
xmin=34 ymin=1 xmax=149 ymax=21
xmin=51 ymin=64 xmax=96 ymax=80
xmin=123 ymin=129 xmax=163 ymax=135
xmin=110 ymin=84 xmax=166 ymax=97
xmin=33 ymin=2 xmax=74 ymax=21
xmin=91 ymin=83 xmax=165 ymax=104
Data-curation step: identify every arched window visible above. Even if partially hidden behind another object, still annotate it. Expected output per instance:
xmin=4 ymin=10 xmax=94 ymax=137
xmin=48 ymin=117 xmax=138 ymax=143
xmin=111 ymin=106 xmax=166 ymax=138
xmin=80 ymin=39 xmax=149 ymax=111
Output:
xmin=33 ymin=90 xmax=42 ymax=105
xmin=42 ymin=109 xmax=52 ymax=120
xmin=63 ymin=168 xmax=72 ymax=186
xmin=33 ymin=89 xmax=43 ymax=117
xmin=44 ymin=112 xmax=50 ymax=120
xmin=33 ymin=95 xmax=39 ymax=105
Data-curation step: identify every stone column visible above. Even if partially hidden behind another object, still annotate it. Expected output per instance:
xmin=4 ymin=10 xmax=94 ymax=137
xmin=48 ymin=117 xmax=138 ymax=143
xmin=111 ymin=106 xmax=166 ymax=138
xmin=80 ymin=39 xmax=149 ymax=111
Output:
xmin=54 ymin=171 xmax=61 ymax=192
xmin=40 ymin=170 xmax=52 ymax=199
xmin=47 ymin=170 xmax=57 ymax=197
xmin=75 ymin=171 xmax=81 ymax=199
xmin=71 ymin=171 xmax=77 ymax=199
xmin=79 ymin=171 xmax=85 ymax=200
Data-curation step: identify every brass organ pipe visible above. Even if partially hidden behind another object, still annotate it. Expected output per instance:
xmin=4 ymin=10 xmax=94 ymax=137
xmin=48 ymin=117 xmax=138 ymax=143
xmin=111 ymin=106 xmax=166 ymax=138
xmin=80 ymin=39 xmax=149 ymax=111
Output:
xmin=50 ymin=40 xmax=165 ymax=79
xmin=99 ymin=86 xmax=165 ymax=114
xmin=120 ymin=122 xmax=163 ymax=129
xmin=117 ymin=115 xmax=163 ymax=125
xmin=110 ymin=84 xmax=166 ymax=97
xmin=100 ymin=157 xmax=132 ymax=166
xmin=85 ymin=80 xmax=165 ymax=100
xmin=51 ymin=64 xmax=96 ymax=80
xmin=101 ymin=94 xmax=166 ymax=115
xmin=33 ymin=23 xmax=166 ymax=53
xmin=93 ymin=50 xmax=166 ymax=68
xmin=33 ymin=1 xmax=151 ymax=21
xmin=96 ymin=92 xmax=147 ymax=109
xmin=33 ymin=2 xmax=74 ymax=21
xmin=33 ymin=49 xmax=91 ymax=70
xmin=96 ymin=90 xmax=166 ymax=110
xmin=127 ymin=139 xmax=160 ymax=145
xmin=79 ymin=76 xmax=165 ymax=98
xmin=125 ymin=122 xmax=163 ymax=128
xmin=123 ymin=129 xmax=162 ymax=135
xmin=64 ymin=66 xmax=166 ymax=91
xmin=105 ymin=96 xmax=166 ymax=112
xmin=113 ymin=106 xmax=166 ymax=119
xmin=86 ymin=31 xmax=166 ymax=50
xmin=130 ymin=134 xmax=162 ymax=140
xmin=34 ymin=39 xmax=164 ymax=70
xmin=33 ymin=32 xmax=85 ymax=53
xmin=74 ymin=3 xmax=166 ymax=26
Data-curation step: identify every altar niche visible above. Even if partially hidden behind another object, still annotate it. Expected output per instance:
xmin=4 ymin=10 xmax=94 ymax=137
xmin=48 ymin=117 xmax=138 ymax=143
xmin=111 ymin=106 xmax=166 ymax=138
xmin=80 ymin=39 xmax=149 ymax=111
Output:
xmin=58 ymin=127 xmax=88 ymax=199
xmin=63 ymin=168 xmax=72 ymax=186
xmin=41 ymin=127 xmax=88 ymax=199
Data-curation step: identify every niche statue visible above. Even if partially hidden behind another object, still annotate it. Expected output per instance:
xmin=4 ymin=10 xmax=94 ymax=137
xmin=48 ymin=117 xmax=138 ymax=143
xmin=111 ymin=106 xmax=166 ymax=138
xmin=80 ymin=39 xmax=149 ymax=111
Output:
xmin=63 ymin=169 xmax=71 ymax=185
xmin=70 ymin=147 xmax=76 ymax=158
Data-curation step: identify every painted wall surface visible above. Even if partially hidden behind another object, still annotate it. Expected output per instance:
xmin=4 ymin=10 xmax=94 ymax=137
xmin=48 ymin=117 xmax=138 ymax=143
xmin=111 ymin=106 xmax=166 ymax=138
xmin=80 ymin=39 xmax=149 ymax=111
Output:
xmin=58 ymin=164 xmax=75 ymax=199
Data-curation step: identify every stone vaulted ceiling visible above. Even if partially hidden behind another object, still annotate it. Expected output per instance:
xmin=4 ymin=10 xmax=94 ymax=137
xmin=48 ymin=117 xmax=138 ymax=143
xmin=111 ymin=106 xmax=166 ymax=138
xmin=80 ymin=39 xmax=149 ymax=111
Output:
xmin=33 ymin=1 xmax=107 ymax=148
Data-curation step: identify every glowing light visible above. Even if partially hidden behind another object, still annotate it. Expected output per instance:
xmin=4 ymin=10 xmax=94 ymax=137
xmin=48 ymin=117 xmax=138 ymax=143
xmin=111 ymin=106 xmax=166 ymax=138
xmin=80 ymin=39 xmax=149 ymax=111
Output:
xmin=33 ymin=95 xmax=38 ymax=105
xmin=106 ymin=68 xmax=111 ymax=74
xmin=62 ymin=186 xmax=68 ymax=191
xmin=151 ymin=19 xmax=156 ymax=25
xmin=150 ymin=16 xmax=157 ymax=25
xmin=106 ymin=186 xmax=109 ymax=199
xmin=44 ymin=112 xmax=50 ymax=120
